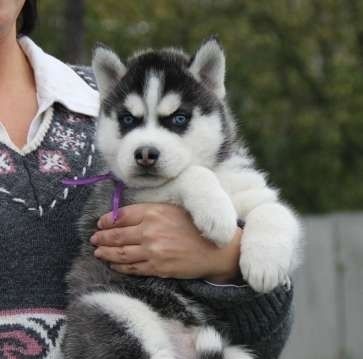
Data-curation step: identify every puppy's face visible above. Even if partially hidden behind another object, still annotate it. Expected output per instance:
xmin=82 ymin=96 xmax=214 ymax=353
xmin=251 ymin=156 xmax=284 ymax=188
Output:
xmin=93 ymin=39 xmax=228 ymax=188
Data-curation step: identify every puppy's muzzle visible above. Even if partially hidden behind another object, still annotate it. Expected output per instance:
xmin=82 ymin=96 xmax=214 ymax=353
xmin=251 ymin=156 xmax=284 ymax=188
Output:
xmin=134 ymin=146 xmax=160 ymax=168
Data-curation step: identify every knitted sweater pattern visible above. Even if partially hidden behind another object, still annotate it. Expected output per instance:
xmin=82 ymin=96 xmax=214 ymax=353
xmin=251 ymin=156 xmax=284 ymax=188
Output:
xmin=0 ymin=68 xmax=294 ymax=359
xmin=0 ymin=66 xmax=102 ymax=358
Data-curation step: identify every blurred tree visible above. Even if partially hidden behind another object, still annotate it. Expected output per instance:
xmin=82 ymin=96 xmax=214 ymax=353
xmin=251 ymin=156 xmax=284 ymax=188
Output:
xmin=63 ymin=0 xmax=85 ymax=63
xmin=32 ymin=0 xmax=363 ymax=214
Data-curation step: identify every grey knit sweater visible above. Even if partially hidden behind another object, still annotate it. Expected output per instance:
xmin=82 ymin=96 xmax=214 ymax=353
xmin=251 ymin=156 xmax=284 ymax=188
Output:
xmin=0 ymin=67 xmax=293 ymax=359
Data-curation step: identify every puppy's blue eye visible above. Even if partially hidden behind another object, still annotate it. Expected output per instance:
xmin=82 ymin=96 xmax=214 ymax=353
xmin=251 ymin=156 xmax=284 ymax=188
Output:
xmin=159 ymin=111 xmax=191 ymax=133
xmin=172 ymin=114 xmax=188 ymax=126
xmin=117 ymin=112 xmax=142 ymax=133
xmin=121 ymin=114 xmax=135 ymax=125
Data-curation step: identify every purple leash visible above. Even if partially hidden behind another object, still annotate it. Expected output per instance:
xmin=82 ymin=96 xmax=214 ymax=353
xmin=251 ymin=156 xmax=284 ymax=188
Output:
xmin=61 ymin=172 xmax=125 ymax=223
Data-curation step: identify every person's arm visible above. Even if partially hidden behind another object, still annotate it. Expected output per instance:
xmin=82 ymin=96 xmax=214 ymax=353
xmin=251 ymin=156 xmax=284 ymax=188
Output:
xmin=91 ymin=203 xmax=240 ymax=282
xmin=92 ymin=203 xmax=294 ymax=358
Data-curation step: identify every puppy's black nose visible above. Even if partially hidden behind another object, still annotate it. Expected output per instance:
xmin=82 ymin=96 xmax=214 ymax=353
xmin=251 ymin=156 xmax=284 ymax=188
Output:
xmin=134 ymin=146 xmax=160 ymax=167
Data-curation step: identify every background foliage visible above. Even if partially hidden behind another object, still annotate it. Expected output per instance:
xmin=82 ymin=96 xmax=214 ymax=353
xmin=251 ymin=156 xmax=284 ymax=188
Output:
xmin=33 ymin=0 xmax=363 ymax=213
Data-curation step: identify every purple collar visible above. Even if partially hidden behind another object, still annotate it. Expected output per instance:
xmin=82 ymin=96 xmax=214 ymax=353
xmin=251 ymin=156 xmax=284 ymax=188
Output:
xmin=61 ymin=172 xmax=125 ymax=223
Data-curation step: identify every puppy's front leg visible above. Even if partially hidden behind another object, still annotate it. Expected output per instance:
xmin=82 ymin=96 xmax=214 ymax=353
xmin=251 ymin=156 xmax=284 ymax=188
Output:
xmin=177 ymin=166 xmax=237 ymax=247
xmin=239 ymin=201 xmax=301 ymax=293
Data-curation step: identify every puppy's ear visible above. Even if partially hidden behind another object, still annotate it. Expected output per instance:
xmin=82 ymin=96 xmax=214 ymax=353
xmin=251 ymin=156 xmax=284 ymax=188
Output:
xmin=189 ymin=37 xmax=226 ymax=99
xmin=92 ymin=44 xmax=127 ymax=99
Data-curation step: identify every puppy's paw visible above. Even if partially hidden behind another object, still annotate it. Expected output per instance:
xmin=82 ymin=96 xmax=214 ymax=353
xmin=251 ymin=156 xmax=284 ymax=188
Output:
xmin=193 ymin=199 xmax=237 ymax=247
xmin=239 ymin=231 xmax=292 ymax=293
xmin=178 ymin=165 xmax=238 ymax=247
xmin=240 ymin=253 xmax=290 ymax=293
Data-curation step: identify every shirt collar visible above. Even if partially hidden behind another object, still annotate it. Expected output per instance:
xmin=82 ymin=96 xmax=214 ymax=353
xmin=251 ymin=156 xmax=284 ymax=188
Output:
xmin=18 ymin=36 xmax=100 ymax=117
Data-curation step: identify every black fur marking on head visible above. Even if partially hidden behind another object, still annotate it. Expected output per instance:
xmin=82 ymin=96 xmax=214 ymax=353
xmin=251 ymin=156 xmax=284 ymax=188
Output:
xmin=102 ymin=49 xmax=221 ymax=118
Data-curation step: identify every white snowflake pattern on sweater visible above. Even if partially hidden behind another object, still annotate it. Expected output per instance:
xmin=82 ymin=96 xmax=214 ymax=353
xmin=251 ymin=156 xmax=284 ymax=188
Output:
xmin=66 ymin=114 xmax=87 ymax=124
xmin=49 ymin=122 xmax=86 ymax=156
xmin=0 ymin=150 xmax=16 ymax=175
xmin=39 ymin=150 xmax=70 ymax=173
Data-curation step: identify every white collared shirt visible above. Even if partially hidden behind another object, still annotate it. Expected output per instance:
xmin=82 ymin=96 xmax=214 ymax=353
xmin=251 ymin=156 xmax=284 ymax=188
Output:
xmin=0 ymin=36 xmax=100 ymax=154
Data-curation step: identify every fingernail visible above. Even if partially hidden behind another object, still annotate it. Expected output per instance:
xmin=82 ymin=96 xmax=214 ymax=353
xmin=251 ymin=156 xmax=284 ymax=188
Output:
xmin=94 ymin=248 xmax=101 ymax=257
xmin=111 ymin=212 xmax=120 ymax=225
xmin=90 ymin=235 xmax=97 ymax=244
xmin=97 ymin=219 xmax=103 ymax=229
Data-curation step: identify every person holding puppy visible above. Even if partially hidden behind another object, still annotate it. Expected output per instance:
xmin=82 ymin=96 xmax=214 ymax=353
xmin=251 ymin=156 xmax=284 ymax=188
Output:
xmin=0 ymin=1 xmax=293 ymax=358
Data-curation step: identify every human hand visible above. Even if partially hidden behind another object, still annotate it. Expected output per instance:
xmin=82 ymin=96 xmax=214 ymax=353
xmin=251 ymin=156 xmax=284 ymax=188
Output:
xmin=90 ymin=203 xmax=242 ymax=283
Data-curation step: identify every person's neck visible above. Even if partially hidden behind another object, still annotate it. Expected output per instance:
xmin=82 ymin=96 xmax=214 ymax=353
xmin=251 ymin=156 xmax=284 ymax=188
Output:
xmin=0 ymin=27 xmax=38 ymax=149
xmin=0 ymin=27 xmax=35 ymax=93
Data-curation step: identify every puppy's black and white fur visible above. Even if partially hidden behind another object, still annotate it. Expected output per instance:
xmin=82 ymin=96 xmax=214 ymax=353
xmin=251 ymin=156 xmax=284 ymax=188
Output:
xmin=62 ymin=38 xmax=301 ymax=359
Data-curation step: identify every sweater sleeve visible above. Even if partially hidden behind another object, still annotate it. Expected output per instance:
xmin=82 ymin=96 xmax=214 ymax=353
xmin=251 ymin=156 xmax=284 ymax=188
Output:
xmin=178 ymin=279 xmax=294 ymax=359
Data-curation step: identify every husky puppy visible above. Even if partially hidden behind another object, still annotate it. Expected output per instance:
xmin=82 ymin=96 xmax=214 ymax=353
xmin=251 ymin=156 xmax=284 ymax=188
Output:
xmin=62 ymin=38 xmax=301 ymax=359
